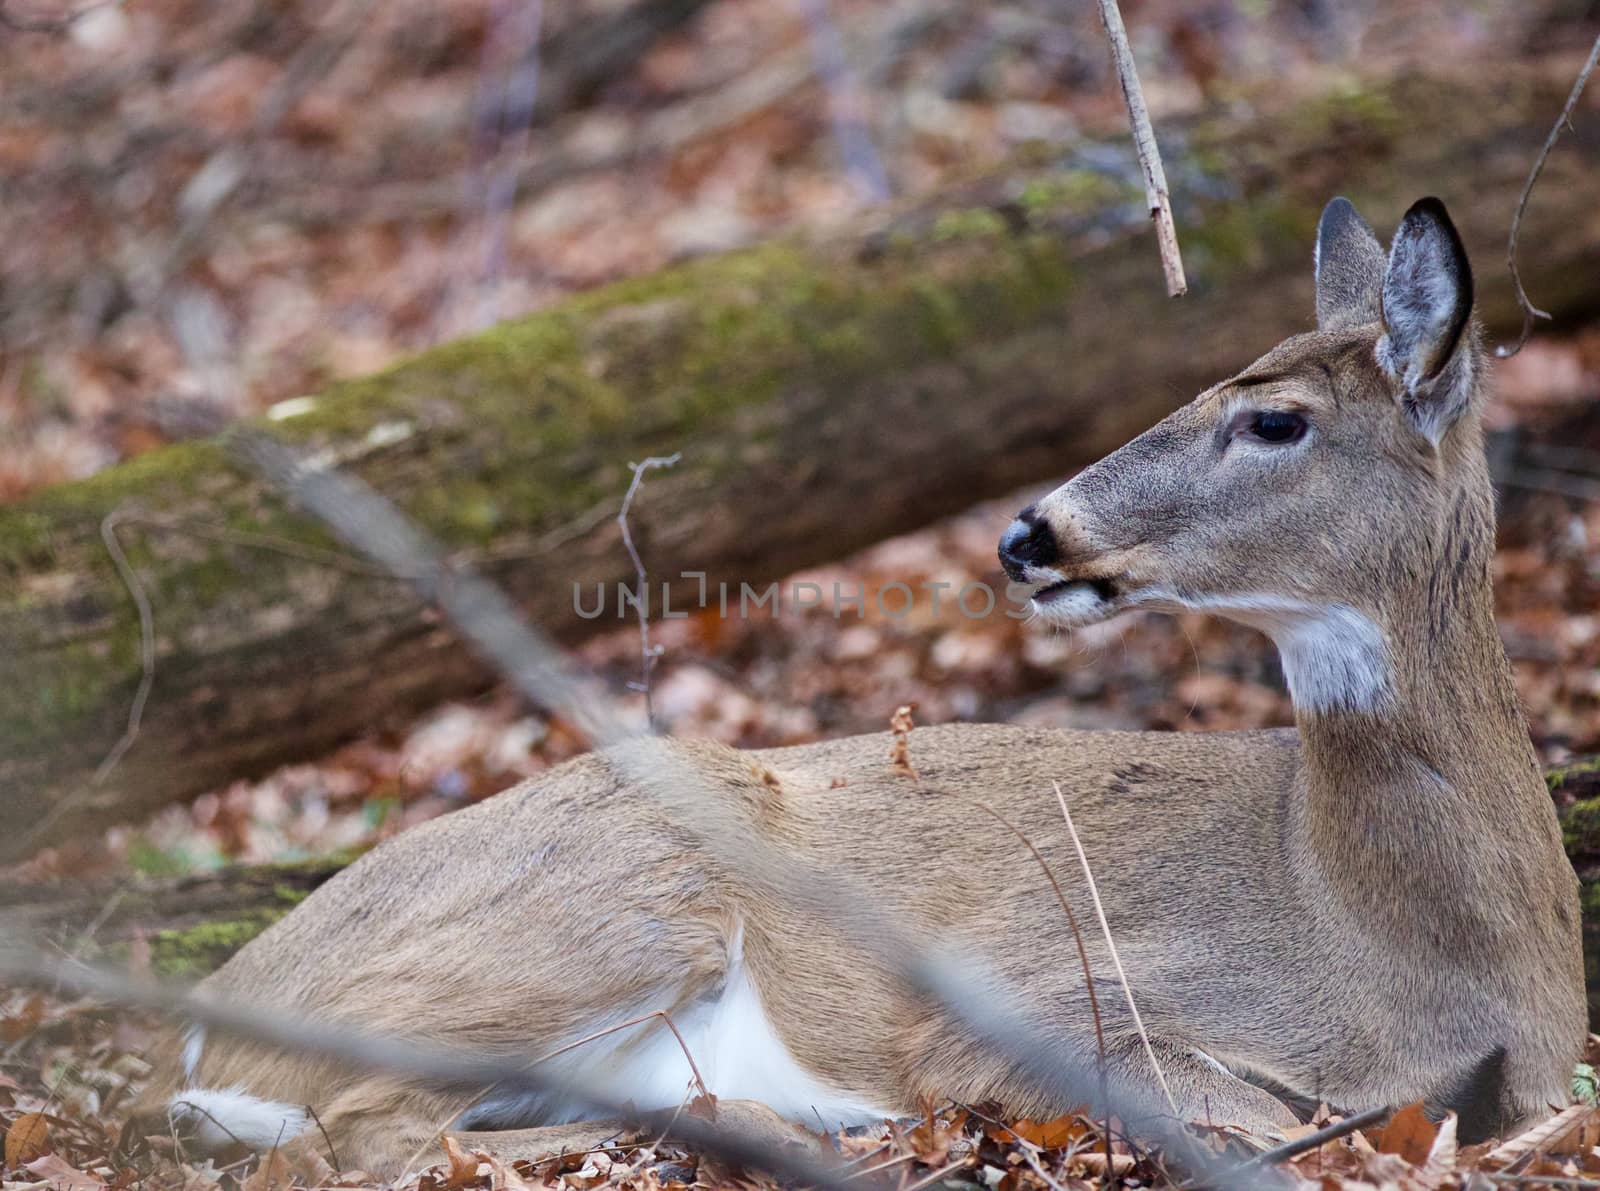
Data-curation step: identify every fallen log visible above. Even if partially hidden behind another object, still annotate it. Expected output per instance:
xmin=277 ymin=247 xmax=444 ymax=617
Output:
xmin=0 ymin=856 xmax=349 ymax=977
xmin=1553 ymin=758 xmax=1600 ymax=1024
xmin=3 ymin=64 xmax=1600 ymax=854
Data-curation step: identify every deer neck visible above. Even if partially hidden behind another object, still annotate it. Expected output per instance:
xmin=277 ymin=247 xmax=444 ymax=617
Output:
xmin=1268 ymin=473 xmax=1552 ymax=934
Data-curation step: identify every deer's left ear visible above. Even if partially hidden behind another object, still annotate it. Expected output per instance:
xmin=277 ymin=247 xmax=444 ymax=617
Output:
xmin=1378 ymin=197 xmax=1476 ymax=444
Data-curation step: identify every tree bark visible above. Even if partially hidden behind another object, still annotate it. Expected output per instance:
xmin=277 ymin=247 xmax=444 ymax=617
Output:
xmin=4 ymin=65 xmax=1600 ymax=855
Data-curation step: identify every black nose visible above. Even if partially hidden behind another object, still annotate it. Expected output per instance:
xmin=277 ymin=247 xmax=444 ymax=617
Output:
xmin=998 ymin=505 xmax=1059 ymax=581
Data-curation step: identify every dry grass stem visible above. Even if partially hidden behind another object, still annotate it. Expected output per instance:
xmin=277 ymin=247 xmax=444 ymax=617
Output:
xmin=1053 ymin=781 xmax=1180 ymax=1116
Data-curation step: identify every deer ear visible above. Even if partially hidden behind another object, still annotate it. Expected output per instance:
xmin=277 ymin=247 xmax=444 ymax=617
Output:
xmin=1314 ymin=197 xmax=1385 ymax=331
xmin=1378 ymin=197 xmax=1476 ymax=443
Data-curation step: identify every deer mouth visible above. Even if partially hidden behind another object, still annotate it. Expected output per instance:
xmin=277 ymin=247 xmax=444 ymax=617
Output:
xmin=1029 ymin=575 xmax=1124 ymax=626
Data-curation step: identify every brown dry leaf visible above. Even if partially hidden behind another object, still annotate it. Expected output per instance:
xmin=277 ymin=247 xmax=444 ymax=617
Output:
xmin=442 ymin=1134 xmax=486 ymax=1190
xmin=1410 ymin=1112 xmax=1458 ymax=1191
xmin=483 ymin=1154 xmax=533 ymax=1191
xmin=998 ymin=1114 xmax=1088 ymax=1150
xmin=1376 ymin=1102 xmax=1439 ymax=1165
xmin=24 ymin=1154 xmax=105 ymax=1191
xmin=1484 ymin=1104 xmax=1600 ymax=1167
xmin=889 ymin=704 xmax=919 ymax=780
xmin=686 ymin=1091 xmax=719 ymax=1121
xmin=6 ymin=1111 xmax=52 ymax=1167
xmin=906 ymin=1108 xmax=968 ymax=1164
xmin=284 ymin=1139 xmax=338 ymax=1188
xmin=1067 ymin=1151 xmax=1136 ymax=1177
xmin=0 ymin=997 xmax=46 ymax=1043
xmin=241 ymin=1147 xmax=293 ymax=1191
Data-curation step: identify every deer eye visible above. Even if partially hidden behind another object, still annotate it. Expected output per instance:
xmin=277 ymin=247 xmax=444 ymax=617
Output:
xmin=1245 ymin=410 xmax=1307 ymax=444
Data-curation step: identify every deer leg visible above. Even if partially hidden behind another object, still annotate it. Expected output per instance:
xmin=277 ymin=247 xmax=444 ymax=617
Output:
xmin=1105 ymin=1037 xmax=1300 ymax=1146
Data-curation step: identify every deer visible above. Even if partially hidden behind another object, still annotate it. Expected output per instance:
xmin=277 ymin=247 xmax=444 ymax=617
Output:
xmin=133 ymin=196 xmax=1586 ymax=1175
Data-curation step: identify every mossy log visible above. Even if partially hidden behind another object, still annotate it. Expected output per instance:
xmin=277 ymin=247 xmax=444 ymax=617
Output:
xmin=0 ymin=857 xmax=348 ymax=977
xmin=4 ymin=65 xmax=1600 ymax=855
xmin=1554 ymin=759 xmax=1600 ymax=1023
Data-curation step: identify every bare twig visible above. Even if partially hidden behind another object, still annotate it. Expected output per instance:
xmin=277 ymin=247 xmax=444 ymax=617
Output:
xmin=304 ymin=1104 xmax=341 ymax=1173
xmin=1054 ymin=782 xmax=1179 ymax=1117
xmin=1232 ymin=1105 xmax=1389 ymax=1172
xmin=1018 ymin=1142 xmax=1076 ymax=1191
xmin=9 ymin=513 xmax=158 ymax=858
xmin=1093 ymin=0 xmax=1186 ymax=297
xmin=9 ymin=509 xmax=408 ymax=859
xmin=898 ymin=1156 xmax=974 ymax=1191
xmin=1496 ymin=33 xmax=1600 ymax=359
xmin=617 ymin=454 xmax=681 ymax=729
xmin=534 ymin=1009 xmax=710 ymax=1099
xmin=93 ymin=513 xmax=156 ymax=785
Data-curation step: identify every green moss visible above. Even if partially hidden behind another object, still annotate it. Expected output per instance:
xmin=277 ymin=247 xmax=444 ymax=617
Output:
xmin=931 ymin=208 xmax=1009 ymax=242
xmin=149 ymin=912 xmax=288 ymax=977
xmin=1015 ymin=171 xmax=1132 ymax=217
xmin=1180 ymin=199 xmax=1316 ymax=285
xmin=1565 ymin=798 xmax=1600 ymax=857
xmin=1551 ymin=759 xmax=1600 ymax=793
xmin=1293 ymin=79 xmax=1403 ymax=145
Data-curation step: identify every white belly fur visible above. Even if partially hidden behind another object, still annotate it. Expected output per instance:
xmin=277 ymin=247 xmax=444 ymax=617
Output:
xmin=534 ymin=925 xmax=891 ymax=1132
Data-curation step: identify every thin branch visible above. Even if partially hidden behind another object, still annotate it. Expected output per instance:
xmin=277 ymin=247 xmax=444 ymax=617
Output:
xmin=1093 ymin=0 xmax=1186 ymax=298
xmin=9 ymin=513 xmax=158 ymax=858
xmin=304 ymin=1104 xmax=341 ymax=1173
xmin=1232 ymin=1105 xmax=1389 ymax=1172
xmin=617 ymin=454 xmax=681 ymax=729
xmin=1496 ymin=33 xmax=1600 ymax=359
xmin=1054 ymin=782 xmax=1179 ymax=1117
xmin=9 ymin=509 xmax=407 ymax=858
xmin=93 ymin=513 xmax=156 ymax=785
xmin=535 ymin=1009 xmax=710 ymax=1099
xmin=898 ymin=1156 xmax=974 ymax=1191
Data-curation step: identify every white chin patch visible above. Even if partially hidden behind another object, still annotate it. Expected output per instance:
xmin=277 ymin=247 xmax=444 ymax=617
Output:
xmin=1161 ymin=592 xmax=1392 ymax=714
xmin=1030 ymin=581 xmax=1116 ymax=627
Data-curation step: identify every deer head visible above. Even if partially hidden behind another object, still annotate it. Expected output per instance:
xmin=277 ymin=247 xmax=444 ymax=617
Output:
xmin=998 ymin=197 xmax=1489 ymax=715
